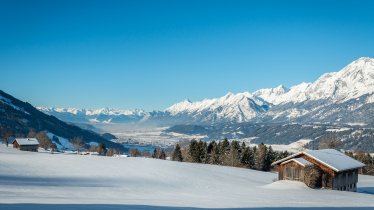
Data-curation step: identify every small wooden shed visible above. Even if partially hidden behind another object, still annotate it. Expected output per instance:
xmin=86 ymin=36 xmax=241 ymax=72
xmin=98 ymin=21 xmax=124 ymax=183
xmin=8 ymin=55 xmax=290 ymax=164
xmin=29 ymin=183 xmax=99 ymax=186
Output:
xmin=272 ymin=149 xmax=365 ymax=191
xmin=12 ymin=138 xmax=39 ymax=152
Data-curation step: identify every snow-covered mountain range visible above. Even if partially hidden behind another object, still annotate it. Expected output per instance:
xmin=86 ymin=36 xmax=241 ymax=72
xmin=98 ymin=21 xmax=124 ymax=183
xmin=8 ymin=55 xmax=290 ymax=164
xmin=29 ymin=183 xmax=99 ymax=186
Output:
xmin=154 ymin=57 xmax=374 ymax=125
xmin=38 ymin=57 xmax=374 ymax=126
xmin=254 ymin=57 xmax=374 ymax=105
xmin=37 ymin=107 xmax=146 ymax=124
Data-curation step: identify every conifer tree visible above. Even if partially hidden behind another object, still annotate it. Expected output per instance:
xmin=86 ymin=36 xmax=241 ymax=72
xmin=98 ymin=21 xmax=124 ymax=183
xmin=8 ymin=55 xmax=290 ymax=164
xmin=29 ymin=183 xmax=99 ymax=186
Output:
xmin=229 ymin=140 xmax=241 ymax=166
xmin=255 ymin=143 xmax=267 ymax=170
xmin=188 ymin=139 xmax=201 ymax=163
xmin=211 ymin=142 xmax=221 ymax=164
xmin=240 ymin=146 xmax=250 ymax=167
xmin=172 ymin=144 xmax=183 ymax=162
xmin=220 ymin=138 xmax=230 ymax=164
xmin=264 ymin=146 xmax=276 ymax=171
xmin=200 ymin=141 xmax=207 ymax=163
xmin=206 ymin=141 xmax=216 ymax=163
xmin=159 ymin=149 xmax=166 ymax=160
xmin=152 ymin=148 xmax=159 ymax=158
xmin=240 ymin=146 xmax=255 ymax=169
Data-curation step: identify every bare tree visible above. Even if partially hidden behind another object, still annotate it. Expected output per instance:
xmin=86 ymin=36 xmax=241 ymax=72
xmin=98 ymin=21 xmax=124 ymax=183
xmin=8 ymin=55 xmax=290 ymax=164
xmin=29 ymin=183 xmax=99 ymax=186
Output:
xmin=72 ymin=137 xmax=85 ymax=155
xmin=129 ymin=148 xmax=141 ymax=157
xmin=50 ymin=143 xmax=57 ymax=154
xmin=106 ymin=148 xmax=120 ymax=156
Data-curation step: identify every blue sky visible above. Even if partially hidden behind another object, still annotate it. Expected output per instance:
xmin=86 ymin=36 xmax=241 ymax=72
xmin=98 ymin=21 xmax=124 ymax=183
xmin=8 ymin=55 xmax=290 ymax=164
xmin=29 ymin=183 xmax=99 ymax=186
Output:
xmin=1 ymin=0 xmax=374 ymax=111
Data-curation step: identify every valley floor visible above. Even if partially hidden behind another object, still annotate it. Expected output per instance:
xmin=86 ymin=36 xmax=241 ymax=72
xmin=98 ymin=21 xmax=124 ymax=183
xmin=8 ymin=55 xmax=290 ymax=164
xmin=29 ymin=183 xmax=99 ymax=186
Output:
xmin=0 ymin=144 xmax=373 ymax=210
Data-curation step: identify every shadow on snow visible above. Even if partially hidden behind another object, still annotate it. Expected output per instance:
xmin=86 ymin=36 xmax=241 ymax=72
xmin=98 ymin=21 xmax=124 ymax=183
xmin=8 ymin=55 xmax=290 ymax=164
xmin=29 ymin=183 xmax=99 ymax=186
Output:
xmin=0 ymin=204 xmax=374 ymax=210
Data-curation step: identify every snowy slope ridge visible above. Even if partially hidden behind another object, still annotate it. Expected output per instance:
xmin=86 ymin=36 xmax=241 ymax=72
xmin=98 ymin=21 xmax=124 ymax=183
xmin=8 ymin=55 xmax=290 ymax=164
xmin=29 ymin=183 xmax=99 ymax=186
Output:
xmin=166 ymin=92 xmax=270 ymax=122
xmin=1 ymin=144 xmax=374 ymax=209
xmin=254 ymin=57 xmax=374 ymax=105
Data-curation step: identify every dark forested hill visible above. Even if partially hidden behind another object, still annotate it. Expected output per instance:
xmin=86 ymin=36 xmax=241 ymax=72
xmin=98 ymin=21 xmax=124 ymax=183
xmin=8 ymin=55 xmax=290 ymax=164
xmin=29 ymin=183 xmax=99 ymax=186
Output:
xmin=0 ymin=90 xmax=123 ymax=151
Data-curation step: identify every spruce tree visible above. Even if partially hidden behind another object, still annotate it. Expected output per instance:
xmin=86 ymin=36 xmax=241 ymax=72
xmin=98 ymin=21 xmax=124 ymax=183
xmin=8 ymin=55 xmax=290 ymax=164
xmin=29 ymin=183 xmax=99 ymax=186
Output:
xmin=211 ymin=142 xmax=221 ymax=165
xmin=152 ymin=148 xmax=159 ymax=158
xmin=188 ymin=139 xmax=201 ymax=163
xmin=229 ymin=140 xmax=241 ymax=166
xmin=255 ymin=143 xmax=267 ymax=170
xmin=240 ymin=146 xmax=250 ymax=167
xmin=206 ymin=141 xmax=216 ymax=163
xmin=264 ymin=145 xmax=276 ymax=171
xmin=159 ymin=149 xmax=166 ymax=160
xmin=240 ymin=146 xmax=255 ymax=169
xmin=220 ymin=138 xmax=230 ymax=164
xmin=200 ymin=141 xmax=207 ymax=163
xmin=248 ymin=146 xmax=256 ymax=169
xmin=172 ymin=144 xmax=183 ymax=162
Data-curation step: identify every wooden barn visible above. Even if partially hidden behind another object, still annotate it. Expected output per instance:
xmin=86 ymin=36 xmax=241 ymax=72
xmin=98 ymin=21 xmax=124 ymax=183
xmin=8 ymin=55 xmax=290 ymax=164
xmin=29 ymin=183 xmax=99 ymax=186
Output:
xmin=12 ymin=138 xmax=39 ymax=152
xmin=272 ymin=149 xmax=365 ymax=191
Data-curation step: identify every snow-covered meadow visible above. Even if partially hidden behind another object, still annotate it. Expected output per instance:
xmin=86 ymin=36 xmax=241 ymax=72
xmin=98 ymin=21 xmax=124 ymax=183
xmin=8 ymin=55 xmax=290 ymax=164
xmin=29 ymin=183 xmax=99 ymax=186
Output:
xmin=0 ymin=144 xmax=373 ymax=210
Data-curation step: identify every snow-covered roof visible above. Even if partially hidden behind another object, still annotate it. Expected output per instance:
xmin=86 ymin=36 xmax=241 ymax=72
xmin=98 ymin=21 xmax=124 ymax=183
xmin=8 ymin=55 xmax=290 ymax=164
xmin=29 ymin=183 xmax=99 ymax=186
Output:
xmin=272 ymin=149 xmax=365 ymax=172
xmin=281 ymin=158 xmax=313 ymax=167
xmin=14 ymin=138 xmax=39 ymax=146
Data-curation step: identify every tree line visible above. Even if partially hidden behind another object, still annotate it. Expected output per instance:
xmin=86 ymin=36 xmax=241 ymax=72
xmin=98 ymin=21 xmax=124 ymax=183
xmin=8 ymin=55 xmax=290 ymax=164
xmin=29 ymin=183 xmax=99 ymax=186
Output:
xmin=170 ymin=138 xmax=290 ymax=171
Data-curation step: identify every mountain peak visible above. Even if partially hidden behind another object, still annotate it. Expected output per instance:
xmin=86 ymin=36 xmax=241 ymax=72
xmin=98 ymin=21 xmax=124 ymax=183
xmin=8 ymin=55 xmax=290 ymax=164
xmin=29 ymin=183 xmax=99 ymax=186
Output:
xmin=254 ymin=57 xmax=374 ymax=105
xmin=355 ymin=57 xmax=374 ymax=62
xmin=183 ymin=98 xmax=192 ymax=103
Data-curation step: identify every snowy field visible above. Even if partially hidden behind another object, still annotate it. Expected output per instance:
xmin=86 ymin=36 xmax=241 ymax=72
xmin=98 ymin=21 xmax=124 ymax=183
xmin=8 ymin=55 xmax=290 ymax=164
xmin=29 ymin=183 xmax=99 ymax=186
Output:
xmin=0 ymin=144 xmax=373 ymax=210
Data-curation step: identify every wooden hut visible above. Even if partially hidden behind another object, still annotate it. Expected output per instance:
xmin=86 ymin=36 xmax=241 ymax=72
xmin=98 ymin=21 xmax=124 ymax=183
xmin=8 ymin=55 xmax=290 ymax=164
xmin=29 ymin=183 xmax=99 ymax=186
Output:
xmin=272 ymin=149 xmax=365 ymax=191
xmin=12 ymin=138 xmax=39 ymax=152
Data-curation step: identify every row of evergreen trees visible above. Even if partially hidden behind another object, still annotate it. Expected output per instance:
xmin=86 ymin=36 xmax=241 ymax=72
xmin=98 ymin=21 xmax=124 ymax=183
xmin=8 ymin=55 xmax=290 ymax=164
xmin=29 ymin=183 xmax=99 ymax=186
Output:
xmin=171 ymin=139 xmax=290 ymax=171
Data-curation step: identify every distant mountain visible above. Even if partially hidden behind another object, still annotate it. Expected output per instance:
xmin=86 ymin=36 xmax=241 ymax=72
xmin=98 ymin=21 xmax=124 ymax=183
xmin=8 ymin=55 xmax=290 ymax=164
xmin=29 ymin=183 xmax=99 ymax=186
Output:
xmin=254 ymin=57 xmax=374 ymax=104
xmin=0 ymin=90 xmax=123 ymax=151
xmin=38 ymin=57 xmax=374 ymax=127
xmin=164 ymin=92 xmax=270 ymax=123
xmin=34 ymin=57 xmax=374 ymax=152
xmin=158 ymin=57 xmax=374 ymax=126
xmin=37 ymin=107 xmax=146 ymax=124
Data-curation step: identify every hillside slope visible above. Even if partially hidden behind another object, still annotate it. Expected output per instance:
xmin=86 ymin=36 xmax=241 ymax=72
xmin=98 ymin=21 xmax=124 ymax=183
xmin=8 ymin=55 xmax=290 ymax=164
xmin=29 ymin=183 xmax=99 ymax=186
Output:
xmin=0 ymin=90 xmax=123 ymax=151
xmin=0 ymin=144 xmax=373 ymax=210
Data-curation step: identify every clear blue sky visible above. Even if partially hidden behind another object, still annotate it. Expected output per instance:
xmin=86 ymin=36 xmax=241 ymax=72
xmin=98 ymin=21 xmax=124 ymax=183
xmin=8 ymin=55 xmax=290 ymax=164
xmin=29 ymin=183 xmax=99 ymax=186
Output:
xmin=1 ymin=0 xmax=374 ymax=111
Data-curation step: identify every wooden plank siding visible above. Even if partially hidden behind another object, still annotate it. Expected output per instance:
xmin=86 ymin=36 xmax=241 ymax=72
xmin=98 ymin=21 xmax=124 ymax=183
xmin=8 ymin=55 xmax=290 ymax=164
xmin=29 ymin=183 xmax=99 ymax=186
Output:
xmin=280 ymin=161 xmax=305 ymax=182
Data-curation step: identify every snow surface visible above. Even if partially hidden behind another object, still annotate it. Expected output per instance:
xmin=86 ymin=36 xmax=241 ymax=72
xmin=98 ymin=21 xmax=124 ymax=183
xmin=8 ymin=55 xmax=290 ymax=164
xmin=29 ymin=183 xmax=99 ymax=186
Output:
xmin=13 ymin=138 xmax=39 ymax=146
xmin=326 ymin=128 xmax=351 ymax=132
xmin=281 ymin=158 xmax=313 ymax=167
xmin=273 ymin=149 xmax=366 ymax=172
xmin=305 ymin=149 xmax=366 ymax=172
xmin=0 ymin=144 xmax=373 ymax=210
